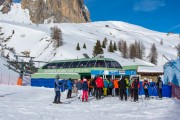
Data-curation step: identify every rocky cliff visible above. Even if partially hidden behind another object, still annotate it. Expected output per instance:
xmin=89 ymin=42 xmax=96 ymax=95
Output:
xmin=0 ymin=0 xmax=12 ymax=14
xmin=21 ymin=0 xmax=91 ymax=23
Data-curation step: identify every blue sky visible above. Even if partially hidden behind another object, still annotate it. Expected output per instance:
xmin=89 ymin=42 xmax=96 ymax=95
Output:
xmin=13 ymin=0 xmax=180 ymax=33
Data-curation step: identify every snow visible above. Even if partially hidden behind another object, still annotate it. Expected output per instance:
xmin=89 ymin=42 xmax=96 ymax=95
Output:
xmin=0 ymin=85 xmax=180 ymax=120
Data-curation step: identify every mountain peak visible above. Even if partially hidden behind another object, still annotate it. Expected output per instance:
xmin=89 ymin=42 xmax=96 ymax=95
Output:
xmin=21 ymin=0 xmax=91 ymax=23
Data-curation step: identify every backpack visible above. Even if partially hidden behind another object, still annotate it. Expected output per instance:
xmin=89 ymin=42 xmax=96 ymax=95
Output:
xmin=96 ymin=78 xmax=103 ymax=88
xmin=109 ymin=81 xmax=114 ymax=88
xmin=89 ymin=81 xmax=93 ymax=86
xmin=133 ymin=81 xmax=139 ymax=90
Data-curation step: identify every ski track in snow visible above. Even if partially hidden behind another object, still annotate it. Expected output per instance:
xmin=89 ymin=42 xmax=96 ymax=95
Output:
xmin=0 ymin=85 xmax=180 ymax=120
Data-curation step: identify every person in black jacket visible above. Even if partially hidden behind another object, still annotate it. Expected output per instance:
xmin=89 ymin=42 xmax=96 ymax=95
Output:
xmin=142 ymin=78 xmax=150 ymax=99
xmin=132 ymin=77 xmax=140 ymax=102
xmin=156 ymin=76 xmax=163 ymax=99
xmin=119 ymin=76 xmax=127 ymax=101
xmin=92 ymin=76 xmax=97 ymax=97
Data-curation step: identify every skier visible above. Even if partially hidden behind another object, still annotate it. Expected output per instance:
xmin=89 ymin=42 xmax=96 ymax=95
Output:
xmin=82 ymin=78 xmax=88 ymax=102
xmin=108 ymin=78 xmax=114 ymax=96
xmin=76 ymin=79 xmax=83 ymax=99
xmin=156 ymin=76 xmax=163 ymax=99
xmin=129 ymin=77 xmax=134 ymax=99
xmin=95 ymin=75 xmax=104 ymax=100
xmin=53 ymin=75 xmax=62 ymax=104
xmin=132 ymin=77 xmax=140 ymax=102
xmin=125 ymin=77 xmax=130 ymax=97
xmin=67 ymin=78 xmax=73 ymax=99
xmin=142 ymin=78 xmax=150 ymax=99
xmin=113 ymin=78 xmax=119 ymax=96
xmin=119 ymin=76 xmax=127 ymax=101
xmin=103 ymin=78 xmax=109 ymax=96
xmin=92 ymin=76 xmax=97 ymax=97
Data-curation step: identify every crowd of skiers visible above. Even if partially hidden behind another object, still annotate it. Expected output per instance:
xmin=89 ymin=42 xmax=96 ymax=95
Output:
xmin=53 ymin=75 xmax=163 ymax=104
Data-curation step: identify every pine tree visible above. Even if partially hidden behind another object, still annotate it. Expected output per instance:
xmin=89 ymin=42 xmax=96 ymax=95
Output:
xmin=134 ymin=41 xmax=140 ymax=58
xmin=102 ymin=41 xmax=106 ymax=48
xmin=92 ymin=40 xmax=104 ymax=57
xmin=76 ymin=43 xmax=80 ymax=50
xmin=113 ymin=42 xmax=117 ymax=51
xmin=108 ymin=40 xmax=114 ymax=52
xmin=129 ymin=44 xmax=136 ymax=59
xmin=149 ymin=43 xmax=158 ymax=65
xmin=83 ymin=43 xmax=86 ymax=49
xmin=102 ymin=37 xmax=108 ymax=48
xmin=103 ymin=37 xmax=108 ymax=45
xmin=139 ymin=41 xmax=145 ymax=59
xmin=122 ymin=41 xmax=128 ymax=58
xmin=118 ymin=39 xmax=124 ymax=52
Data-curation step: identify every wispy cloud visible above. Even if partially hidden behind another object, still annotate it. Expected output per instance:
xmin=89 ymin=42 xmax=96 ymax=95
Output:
xmin=134 ymin=0 xmax=166 ymax=12
xmin=169 ymin=24 xmax=180 ymax=31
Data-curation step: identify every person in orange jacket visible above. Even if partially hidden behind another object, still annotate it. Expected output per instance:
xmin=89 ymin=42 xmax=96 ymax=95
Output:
xmin=113 ymin=78 xmax=119 ymax=96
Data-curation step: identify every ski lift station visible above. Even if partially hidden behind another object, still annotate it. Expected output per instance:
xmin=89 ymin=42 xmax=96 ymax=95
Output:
xmin=31 ymin=57 xmax=164 ymax=88
xmin=30 ymin=57 xmax=172 ymax=98
xmin=31 ymin=58 xmax=126 ymax=87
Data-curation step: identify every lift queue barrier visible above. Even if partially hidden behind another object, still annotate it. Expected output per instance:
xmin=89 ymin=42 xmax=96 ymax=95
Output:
xmin=31 ymin=79 xmax=172 ymax=98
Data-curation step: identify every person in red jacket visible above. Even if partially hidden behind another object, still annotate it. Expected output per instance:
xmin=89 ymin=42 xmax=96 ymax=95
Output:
xmin=95 ymin=75 xmax=104 ymax=100
xmin=132 ymin=77 xmax=140 ymax=102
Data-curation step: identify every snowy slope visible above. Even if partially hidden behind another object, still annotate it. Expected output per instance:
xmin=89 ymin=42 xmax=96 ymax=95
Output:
xmin=0 ymin=20 xmax=178 ymax=65
xmin=0 ymin=3 xmax=180 ymax=84
xmin=0 ymin=85 xmax=180 ymax=120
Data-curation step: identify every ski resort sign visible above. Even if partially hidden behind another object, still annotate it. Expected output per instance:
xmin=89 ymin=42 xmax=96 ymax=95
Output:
xmin=40 ymin=68 xmax=90 ymax=73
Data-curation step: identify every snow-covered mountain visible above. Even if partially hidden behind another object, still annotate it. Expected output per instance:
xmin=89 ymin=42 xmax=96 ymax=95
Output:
xmin=0 ymin=3 xmax=180 ymax=84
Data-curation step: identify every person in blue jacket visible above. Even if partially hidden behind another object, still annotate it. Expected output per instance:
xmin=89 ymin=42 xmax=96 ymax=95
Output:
xmin=53 ymin=75 xmax=62 ymax=104
xmin=82 ymin=78 xmax=88 ymax=102
xmin=67 ymin=78 xmax=73 ymax=98
xmin=103 ymin=79 xmax=109 ymax=96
